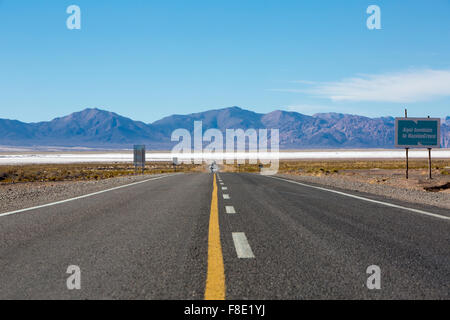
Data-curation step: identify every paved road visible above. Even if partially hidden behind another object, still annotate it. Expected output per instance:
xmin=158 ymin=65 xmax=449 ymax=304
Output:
xmin=0 ymin=172 xmax=449 ymax=299
xmin=218 ymin=173 xmax=449 ymax=299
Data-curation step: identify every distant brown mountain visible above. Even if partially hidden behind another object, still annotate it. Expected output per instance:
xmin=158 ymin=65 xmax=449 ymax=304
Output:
xmin=0 ymin=107 xmax=448 ymax=149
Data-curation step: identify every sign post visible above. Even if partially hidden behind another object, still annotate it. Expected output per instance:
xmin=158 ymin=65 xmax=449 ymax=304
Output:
xmin=395 ymin=115 xmax=440 ymax=180
xmin=428 ymin=147 xmax=432 ymax=179
xmin=133 ymin=145 xmax=146 ymax=174
xmin=172 ymin=157 xmax=179 ymax=172
xmin=405 ymin=109 xmax=409 ymax=179
xmin=427 ymin=116 xmax=432 ymax=180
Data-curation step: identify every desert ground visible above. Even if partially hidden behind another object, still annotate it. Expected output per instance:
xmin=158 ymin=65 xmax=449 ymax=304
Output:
xmin=0 ymin=162 xmax=202 ymax=184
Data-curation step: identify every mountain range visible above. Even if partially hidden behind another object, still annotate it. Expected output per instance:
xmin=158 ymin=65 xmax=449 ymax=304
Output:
xmin=0 ymin=107 xmax=448 ymax=149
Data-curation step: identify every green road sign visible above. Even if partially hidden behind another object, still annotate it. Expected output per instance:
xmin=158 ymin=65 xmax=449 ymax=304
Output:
xmin=395 ymin=118 xmax=441 ymax=148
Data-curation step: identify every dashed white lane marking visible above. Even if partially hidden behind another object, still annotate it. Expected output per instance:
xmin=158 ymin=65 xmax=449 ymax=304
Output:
xmin=225 ymin=206 xmax=236 ymax=214
xmin=0 ymin=174 xmax=182 ymax=219
xmin=232 ymin=233 xmax=255 ymax=259
xmin=222 ymin=187 xmax=228 ymax=190
xmin=223 ymin=194 xmax=230 ymax=199
xmin=268 ymin=176 xmax=450 ymax=221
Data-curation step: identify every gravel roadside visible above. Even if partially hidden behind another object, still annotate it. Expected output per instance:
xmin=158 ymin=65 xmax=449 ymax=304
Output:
xmin=0 ymin=174 xmax=171 ymax=214
xmin=276 ymin=174 xmax=450 ymax=210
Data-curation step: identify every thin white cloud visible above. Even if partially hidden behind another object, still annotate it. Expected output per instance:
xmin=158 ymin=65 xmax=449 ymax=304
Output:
xmin=289 ymin=80 xmax=318 ymax=85
xmin=274 ymin=69 xmax=450 ymax=103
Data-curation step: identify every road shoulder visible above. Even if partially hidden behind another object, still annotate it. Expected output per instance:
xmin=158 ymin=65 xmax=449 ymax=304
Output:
xmin=0 ymin=174 xmax=177 ymax=214
xmin=275 ymin=173 xmax=450 ymax=210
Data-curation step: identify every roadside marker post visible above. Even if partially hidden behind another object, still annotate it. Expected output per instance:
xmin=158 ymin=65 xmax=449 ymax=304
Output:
xmin=395 ymin=110 xmax=440 ymax=180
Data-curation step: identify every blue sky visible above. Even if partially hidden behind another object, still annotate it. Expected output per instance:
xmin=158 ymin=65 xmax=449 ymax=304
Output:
xmin=0 ymin=0 xmax=449 ymax=123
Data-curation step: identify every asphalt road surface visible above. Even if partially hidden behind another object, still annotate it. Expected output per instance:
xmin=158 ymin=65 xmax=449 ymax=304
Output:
xmin=0 ymin=172 xmax=449 ymax=299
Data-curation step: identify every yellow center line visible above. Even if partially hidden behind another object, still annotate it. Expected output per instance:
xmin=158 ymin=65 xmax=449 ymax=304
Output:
xmin=204 ymin=173 xmax=226 ymax=300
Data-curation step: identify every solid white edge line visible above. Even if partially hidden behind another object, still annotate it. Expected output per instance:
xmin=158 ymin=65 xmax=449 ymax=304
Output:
xmin=232 ymin=233 xmax=255 ymax=258
xmin=0 ymin=173 xmax=182 ymax=218
xmin=225 ymin=206 xmax=236 ymax=214
xmin=268 ymin=176 xmax=450 ymax=221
